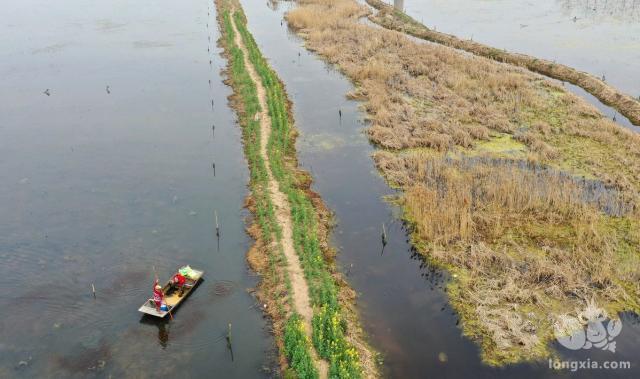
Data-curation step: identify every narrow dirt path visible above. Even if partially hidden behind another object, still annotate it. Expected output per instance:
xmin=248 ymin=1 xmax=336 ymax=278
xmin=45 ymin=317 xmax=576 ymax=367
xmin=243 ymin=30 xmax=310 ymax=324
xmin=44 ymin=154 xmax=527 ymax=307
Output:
xmin=230 ymin=14 xmax=329 ymax=379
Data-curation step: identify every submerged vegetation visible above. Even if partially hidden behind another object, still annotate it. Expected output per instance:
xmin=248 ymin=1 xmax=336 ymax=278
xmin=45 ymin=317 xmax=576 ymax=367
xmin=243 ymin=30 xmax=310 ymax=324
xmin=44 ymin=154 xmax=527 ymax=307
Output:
xmin=217 ymin=0 xmax=376 ymax=376
xmin=287 ymin=0 xmax=640 ymax=365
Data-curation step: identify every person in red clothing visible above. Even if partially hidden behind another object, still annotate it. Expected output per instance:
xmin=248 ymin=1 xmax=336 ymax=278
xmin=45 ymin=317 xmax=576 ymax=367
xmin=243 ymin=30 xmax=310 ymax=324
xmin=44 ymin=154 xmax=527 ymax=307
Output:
xmin=170 ymin=271 xmax=186 ymax=297
xmin=152 ymin=280 xmax=165 ymax=311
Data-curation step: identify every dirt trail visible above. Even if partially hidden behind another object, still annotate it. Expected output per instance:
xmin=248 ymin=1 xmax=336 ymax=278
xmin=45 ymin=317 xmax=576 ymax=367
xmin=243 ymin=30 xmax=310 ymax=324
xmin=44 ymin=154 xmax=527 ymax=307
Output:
xmin=229 ymin=14 xmax=329 ymax=379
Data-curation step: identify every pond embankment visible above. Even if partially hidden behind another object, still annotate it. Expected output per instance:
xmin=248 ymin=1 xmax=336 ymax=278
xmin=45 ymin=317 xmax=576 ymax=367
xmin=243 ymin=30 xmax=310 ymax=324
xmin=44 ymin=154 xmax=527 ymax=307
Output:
xmin=215 ymin=0 xmax=378 ymax=377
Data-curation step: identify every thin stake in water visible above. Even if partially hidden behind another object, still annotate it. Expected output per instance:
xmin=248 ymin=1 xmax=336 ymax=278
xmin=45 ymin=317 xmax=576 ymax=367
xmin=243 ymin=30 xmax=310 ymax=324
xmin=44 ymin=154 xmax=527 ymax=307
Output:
xmin=226 ymin=323 xmax=234 ymax=361
xmin=215 ymin=210 xmax=220 ymax=237
xmin=381 ymin=223 xmax=388 ymax=255
xmin=381 ymin=223 xmax=387 ymax=246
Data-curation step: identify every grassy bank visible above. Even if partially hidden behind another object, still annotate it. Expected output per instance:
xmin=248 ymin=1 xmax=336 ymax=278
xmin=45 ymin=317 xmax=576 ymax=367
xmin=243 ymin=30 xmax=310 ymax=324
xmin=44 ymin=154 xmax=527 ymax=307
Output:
xmin=217 ymin=0 xmax=377 ymax=377
xmin=217 ymin=3 xmax=317 ymax=377
xmin=232 ymin=9 xmax=376 ymax=377
xmin=364 ymin=0 xmax=640 ymax=127
xmin=286 ymin=0 xmax=640 ymax=366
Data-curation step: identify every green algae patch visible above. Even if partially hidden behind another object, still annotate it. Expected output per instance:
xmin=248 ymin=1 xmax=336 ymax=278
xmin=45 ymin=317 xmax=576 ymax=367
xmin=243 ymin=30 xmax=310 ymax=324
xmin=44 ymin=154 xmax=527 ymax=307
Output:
xmin=472 ymin=133 xmax=527 ymax=157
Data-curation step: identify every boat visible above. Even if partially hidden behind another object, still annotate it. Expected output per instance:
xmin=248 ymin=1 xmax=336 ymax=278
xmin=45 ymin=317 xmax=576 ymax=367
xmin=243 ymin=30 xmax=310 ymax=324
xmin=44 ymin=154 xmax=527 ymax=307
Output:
xmin=138 ymin=267 xmax=204 ymax=318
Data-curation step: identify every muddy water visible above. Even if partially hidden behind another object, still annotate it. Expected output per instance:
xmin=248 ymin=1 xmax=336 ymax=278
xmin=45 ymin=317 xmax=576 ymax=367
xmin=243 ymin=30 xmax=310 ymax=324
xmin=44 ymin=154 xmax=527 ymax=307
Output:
xmin=387 ymin=0 xmax=640 ymax=125
xmin=241 ymin=0 xmax=640 ymax=377
xmin=0 ymin=0 xmax=272 ymax=377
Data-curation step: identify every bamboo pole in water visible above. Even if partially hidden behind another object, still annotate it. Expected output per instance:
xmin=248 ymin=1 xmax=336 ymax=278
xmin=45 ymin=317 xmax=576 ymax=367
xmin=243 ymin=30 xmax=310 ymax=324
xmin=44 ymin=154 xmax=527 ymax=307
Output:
xmin=215 ymin=210 xmax=220 ymax=237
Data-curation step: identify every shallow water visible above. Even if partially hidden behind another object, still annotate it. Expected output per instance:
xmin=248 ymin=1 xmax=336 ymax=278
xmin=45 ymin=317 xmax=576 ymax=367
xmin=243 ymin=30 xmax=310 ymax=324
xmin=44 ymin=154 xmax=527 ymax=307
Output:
xmin=0 ymin=0 xmax=272 ymax=377
xmin=241 ymin=0 xmax=640 ymax=377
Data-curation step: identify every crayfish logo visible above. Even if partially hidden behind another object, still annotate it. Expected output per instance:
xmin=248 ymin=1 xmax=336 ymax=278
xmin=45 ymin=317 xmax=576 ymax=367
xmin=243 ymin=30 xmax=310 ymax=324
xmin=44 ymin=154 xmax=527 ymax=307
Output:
xmin=553 ymin=299 xmax=623 ymax=352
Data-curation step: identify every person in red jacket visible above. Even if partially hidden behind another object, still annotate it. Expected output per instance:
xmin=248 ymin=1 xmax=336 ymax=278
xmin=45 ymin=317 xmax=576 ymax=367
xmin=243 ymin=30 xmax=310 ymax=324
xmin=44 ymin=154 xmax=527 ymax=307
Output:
xmin=152 ymin=280 xmax=165 ymax=311
xmin=170 ymin=272 xmax=186 ymax=297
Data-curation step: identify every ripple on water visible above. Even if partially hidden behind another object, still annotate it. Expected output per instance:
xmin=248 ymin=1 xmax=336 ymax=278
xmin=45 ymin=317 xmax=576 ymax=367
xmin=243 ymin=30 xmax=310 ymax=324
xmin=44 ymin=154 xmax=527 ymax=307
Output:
xmin=53 ymin=339 xmax=111 ymax=375
xmin=136 ymin=308 xmax=227 ymax=352
xmin=210 ymin=280 xmax=237 ymax=298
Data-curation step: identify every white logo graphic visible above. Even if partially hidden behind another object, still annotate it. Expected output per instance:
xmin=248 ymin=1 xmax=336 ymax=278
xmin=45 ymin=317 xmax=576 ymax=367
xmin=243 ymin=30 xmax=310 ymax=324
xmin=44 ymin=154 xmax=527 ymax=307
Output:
xmin=553 ymin=300 xmax=622 ymax=352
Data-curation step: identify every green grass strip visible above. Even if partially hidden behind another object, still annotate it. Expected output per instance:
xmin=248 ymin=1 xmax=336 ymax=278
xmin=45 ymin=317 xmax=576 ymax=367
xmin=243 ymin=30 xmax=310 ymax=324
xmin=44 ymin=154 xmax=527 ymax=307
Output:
xmin=220 ymin=8 xmax=318 ymax=378
xmin=233 ymin=10 xmax=362 ymax=378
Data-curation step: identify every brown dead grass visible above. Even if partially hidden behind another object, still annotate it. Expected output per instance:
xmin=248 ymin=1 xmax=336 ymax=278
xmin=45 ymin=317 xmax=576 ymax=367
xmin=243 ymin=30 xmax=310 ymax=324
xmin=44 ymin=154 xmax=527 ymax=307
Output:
xmin=373 ymin=151 xmax=640 ymax=363
xmin=288 ymin=0 xmax=640 ymax=192
xmin=244 ymin=197 xmax=293 ymax=372
xmin=287 ymin=0 xmax=640 ymax=366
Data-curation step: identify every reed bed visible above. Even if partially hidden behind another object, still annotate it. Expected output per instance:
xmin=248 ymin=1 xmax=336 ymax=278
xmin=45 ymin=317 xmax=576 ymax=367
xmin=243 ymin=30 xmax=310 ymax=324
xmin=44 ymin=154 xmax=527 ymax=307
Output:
xmin=287 ymin=0 xmax=640 ymax=192
xmin=287 ymin=0 xmax=640 ymax=365
xmin=375 ymin=151 xmax=640 ymax=363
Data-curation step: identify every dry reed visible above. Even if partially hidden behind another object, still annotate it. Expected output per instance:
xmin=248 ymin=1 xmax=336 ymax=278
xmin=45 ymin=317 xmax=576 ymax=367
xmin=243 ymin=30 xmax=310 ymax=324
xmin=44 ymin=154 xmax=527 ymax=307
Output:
xmin=287 ymin=0 xmax=640 ymax=365
xmin=287 ymin=0 xmax=640 ymax=192
xmin=375 ymin=151 xmax=640 ymax=363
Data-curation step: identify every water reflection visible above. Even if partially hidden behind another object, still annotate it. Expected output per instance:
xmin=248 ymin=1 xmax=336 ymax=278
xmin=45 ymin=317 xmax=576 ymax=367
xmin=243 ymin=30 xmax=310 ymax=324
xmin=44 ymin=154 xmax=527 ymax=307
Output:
xmin=139 ymin=316 xmax=171 ymax=349
xmin=397 ymin=0 xmax=640 ymax=97
xmin=0 ymin=0 xmax=271 ymax=376
xmin=559 ymin=0 xmax=640 ymax=22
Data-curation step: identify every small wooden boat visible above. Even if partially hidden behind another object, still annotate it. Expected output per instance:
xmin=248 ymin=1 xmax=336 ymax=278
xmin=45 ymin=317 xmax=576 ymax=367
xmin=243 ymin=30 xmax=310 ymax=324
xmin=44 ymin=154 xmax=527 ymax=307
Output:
xmin=138 ymin=268 xmax=204 ymax=318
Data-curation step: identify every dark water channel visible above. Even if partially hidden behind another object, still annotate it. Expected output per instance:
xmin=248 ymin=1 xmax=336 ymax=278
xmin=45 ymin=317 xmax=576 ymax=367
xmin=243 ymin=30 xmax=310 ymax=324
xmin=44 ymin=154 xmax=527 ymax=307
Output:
xmin=241 ymin=0 xmax=640 ymax=377
xmin=1 ymin=0 xmax=272 ymax=377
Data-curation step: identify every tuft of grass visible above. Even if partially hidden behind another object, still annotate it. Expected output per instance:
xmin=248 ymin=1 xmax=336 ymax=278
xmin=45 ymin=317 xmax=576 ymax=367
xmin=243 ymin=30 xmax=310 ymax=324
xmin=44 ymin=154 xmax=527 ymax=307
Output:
xmin=285 ymin=315 xmax=320 ymax=379
xmin=471 ymin=133 xmax=527 ymax=158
